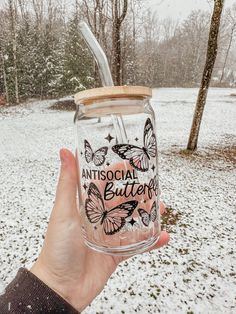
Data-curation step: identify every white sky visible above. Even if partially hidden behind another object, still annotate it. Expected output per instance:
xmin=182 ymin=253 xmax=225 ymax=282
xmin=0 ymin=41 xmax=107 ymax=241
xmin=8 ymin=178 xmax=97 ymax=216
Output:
xmin=0 ymin=0 xmax=235 ymax=20
xmin=147 ymin=0 xmax=236 ymax=20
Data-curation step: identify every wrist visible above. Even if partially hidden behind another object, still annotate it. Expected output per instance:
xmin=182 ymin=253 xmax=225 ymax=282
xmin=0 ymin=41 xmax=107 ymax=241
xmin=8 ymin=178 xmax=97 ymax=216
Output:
xmin=30 ymin=262 xmax=71 ymax=304
xmin=30 ymin=261 xmax=87 ymax=312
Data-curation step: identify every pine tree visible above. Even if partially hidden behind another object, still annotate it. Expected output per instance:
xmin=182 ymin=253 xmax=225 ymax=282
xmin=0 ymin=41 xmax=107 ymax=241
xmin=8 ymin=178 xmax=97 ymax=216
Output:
xmin=62 ymin=10 xmax=94 ymax=95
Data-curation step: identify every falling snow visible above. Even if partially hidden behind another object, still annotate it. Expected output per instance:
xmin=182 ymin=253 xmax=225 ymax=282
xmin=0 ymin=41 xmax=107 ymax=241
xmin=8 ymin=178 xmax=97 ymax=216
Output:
xmin=0 ymin=88 xmax=235 ymax=314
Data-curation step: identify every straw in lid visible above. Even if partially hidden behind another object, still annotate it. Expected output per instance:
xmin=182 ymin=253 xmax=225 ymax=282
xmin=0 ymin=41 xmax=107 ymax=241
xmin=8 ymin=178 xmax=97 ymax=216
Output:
xmin=74 ymin=86 xmax=152 ymax=105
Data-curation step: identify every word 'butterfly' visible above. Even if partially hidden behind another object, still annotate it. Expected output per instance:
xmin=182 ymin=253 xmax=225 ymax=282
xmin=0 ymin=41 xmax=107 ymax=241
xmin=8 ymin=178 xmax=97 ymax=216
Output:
xmin=85 ymin=183 xmax=138 ymax=235
xmin=138 ymin=201 xmax=157 ymax=227
xmin=112 ymin=118 xmax=157 ymax=172
xmin=84 ymin=140 xmax=108 ymax=166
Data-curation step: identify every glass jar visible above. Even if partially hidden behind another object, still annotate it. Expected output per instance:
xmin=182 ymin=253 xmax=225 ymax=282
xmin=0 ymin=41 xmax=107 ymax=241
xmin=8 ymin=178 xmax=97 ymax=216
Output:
xmin=74 ymin=86 xmax=160 ymax=255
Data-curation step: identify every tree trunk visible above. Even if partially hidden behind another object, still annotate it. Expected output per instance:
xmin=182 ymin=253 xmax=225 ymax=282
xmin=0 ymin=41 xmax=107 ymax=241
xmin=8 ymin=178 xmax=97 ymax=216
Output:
xmin=1 ymin=53 xmax=9 ymax=103
xmin=9 ymin=0 xmax=19 ymax=104
xmin=187 ymin=0 xmax=224 ymax=151
xmin=131 ymin=0 xmax=137 ymax=83
xmin=112 ymin=0 xmax=128 ymax=85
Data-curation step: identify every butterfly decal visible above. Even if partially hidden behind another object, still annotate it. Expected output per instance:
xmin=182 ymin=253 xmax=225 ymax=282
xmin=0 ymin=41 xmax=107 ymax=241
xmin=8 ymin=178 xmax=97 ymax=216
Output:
xmin=85 ymin=182 xmax=138 ymax=235
xmin=138 ymin=201 xmax=157 ymax=227
xmin=112 ymin=118 xmax=157 ymax=172
xmin=84 ymin=140 xmax=108 ymax=166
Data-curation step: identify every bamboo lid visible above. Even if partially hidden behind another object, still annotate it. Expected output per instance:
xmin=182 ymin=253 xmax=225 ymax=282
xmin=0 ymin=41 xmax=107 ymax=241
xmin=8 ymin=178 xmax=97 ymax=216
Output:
xmin=74 ymin=86 xmax=152 ymax=105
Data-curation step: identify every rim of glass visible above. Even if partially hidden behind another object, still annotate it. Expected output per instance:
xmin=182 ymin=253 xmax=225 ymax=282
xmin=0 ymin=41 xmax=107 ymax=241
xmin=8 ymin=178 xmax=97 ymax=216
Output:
xmin=74 ymin=86 xmax=152 ymax=105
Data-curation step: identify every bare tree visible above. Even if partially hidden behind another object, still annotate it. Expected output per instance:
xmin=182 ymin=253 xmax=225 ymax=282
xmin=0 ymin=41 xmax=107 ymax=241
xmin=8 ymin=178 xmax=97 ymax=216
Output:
xmin=161 ymin=17 xmax=179 ymax=83
xmin=220 ymin=4 xmax=236 ymax=83
xmin=8 ymin=0 xmax=19 ymax=103
xmin=80 ymin=0 xmax=128 ymax=85
xmin=112 ymin=0 xmax=128 ymax=85
xmin=0 ymin=10 xmax=9 ymax=102
xmin=187 ymin=0 xmax=225 ymax=151
xmin=120 ymin=0 xmax=143 ymax=84
xmin=80 ymin=0 xmax=110 ymax=85
xmin=0 ymin=52 xmax=9 ymax=103
xmin=32 ymin=0 xmax=44 ymax=31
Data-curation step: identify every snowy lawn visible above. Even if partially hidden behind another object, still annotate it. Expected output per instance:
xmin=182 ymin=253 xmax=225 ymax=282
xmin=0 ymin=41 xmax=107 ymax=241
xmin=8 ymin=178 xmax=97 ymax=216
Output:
xmin=0 ymin=88 xmax=235 ymax=313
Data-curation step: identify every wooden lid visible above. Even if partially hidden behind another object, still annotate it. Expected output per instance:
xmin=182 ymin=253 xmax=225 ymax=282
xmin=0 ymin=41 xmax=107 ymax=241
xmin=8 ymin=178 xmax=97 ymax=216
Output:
xmin=74 ymin=86 xmax=152 ymax=105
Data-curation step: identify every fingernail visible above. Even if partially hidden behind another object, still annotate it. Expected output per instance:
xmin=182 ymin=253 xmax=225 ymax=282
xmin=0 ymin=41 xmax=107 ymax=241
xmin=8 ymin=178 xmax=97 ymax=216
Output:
xmin=60 ymin=149 xmax=69 ymax=164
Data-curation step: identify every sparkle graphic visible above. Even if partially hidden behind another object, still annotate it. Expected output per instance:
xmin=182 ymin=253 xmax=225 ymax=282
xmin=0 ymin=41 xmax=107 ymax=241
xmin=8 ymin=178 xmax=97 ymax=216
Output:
xmin=105 ymin=133 xmax=114 ymax=143
xmin=151 ymin=164 xmax=156 ymax=172
xmin=129 ymin=218 xmax=137 ymax=226
xmin=83 ymin=183 xmax=88 ymax=190
xmin=135 ymin=137 xmax=139 ymax=142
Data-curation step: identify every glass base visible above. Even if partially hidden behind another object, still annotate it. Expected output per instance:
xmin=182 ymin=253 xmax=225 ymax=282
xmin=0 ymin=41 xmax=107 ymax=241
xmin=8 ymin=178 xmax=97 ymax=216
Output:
xmin=84 ymin=234 xmax=160 ymax=256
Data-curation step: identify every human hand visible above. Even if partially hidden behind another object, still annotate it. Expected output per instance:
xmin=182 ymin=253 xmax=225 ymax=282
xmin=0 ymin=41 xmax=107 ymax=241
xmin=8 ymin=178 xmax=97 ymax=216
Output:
xmin=31 ymin=149 xmax=169 ymax=312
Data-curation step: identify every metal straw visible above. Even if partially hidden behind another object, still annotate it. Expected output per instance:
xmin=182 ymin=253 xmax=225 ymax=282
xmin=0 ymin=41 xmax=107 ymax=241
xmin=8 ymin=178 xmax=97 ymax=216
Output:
xmin=79 ymin=22 xmax=127 ymax=143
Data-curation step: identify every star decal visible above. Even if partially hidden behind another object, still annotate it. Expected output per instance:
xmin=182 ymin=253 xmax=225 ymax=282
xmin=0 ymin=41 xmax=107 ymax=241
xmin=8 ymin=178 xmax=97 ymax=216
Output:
xmin=105 ymin=133 xmax=114 ymax=143
xmin=151 ymin=164 xmax=156 ymax=172
xmin=83 ymin=183 xmax=88 ymax=190
xmin=135 ymin=137 xmax=139 ymax=142
xmin=129 ymin=218 xmax=137 ymax=226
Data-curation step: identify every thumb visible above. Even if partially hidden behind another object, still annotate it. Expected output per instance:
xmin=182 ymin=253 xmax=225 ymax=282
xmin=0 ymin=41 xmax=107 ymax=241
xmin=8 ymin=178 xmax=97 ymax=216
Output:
xmin=52 ymin=149 xmax=78 ymax=219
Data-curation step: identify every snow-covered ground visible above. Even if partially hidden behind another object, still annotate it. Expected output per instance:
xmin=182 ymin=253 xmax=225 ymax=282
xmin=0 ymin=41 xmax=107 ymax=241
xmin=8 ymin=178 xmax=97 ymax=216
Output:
xmin=0 ymin=88 xmax=235 ymax=313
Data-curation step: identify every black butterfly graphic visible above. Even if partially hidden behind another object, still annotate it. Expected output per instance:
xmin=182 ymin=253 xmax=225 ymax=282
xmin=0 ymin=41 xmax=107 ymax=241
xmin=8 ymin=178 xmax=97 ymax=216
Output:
xmin=84 ymin=140 xmax=108 ymax=166
xmin=112 ymin=118 xmax=157 ymax=172
xmin=85 ymin=182 xmax=138 ymax=235
xmin=138 ymin=201 xmax=157 ymax=227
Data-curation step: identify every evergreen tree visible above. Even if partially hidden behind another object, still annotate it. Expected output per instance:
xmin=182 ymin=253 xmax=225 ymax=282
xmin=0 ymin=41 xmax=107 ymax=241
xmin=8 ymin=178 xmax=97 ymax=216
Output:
xmin=61 ymin=9 xmax=94 ymax=95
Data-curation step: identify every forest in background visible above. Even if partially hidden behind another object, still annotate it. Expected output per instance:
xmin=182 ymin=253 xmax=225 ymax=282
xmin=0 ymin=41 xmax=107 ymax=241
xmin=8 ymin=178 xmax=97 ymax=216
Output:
xmin=0 ymin=0 xmax=236 ymax=104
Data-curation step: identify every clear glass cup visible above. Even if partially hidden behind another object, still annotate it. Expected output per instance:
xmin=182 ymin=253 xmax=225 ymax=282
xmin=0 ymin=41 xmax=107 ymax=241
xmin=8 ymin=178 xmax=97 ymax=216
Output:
xmin=74 ymin=86 xmax=161 ymax=255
